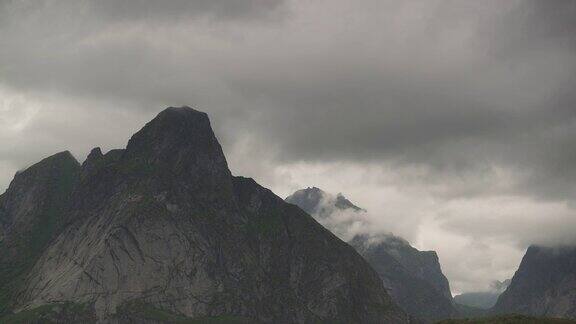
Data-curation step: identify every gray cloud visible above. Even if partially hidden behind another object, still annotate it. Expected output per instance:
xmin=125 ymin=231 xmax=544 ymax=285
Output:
xmin=89 ymin=0 xmax=287 ymax=22
xmin=0 ymin=0 xmax=575 ymax=293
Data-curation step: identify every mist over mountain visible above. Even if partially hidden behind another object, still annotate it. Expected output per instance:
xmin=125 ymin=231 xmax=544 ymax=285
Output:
xmin=453 ymin=280 xmax=511 ymax=310
xmin=286 ymin=187 xmax=457 ymax=321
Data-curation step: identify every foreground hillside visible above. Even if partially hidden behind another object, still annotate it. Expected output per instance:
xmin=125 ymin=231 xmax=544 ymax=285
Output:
xmin=0 ymin=107 xmax=408 ymax=323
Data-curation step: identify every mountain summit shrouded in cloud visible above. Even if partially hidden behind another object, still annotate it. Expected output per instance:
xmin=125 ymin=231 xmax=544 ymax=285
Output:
xmin=286 ymin=187 xmax=457 ymax=321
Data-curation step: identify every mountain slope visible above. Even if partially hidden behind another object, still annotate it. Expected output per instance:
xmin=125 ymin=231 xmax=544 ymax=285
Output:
xmin=3 ymin=107 xmax=408 ymax=323
xmin=0 ymin=151 xmax=80 ymax=315
xmin=492 ymin=245 xmax=576 ymax=319
xmin=286 ymin=187 xmax=457 ymax=321
xmin=349 ymin=235 xmax=457 ymax=321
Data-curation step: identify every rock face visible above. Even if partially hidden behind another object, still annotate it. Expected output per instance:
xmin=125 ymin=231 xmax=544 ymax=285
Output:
xmin=493 ymin=245 xmax=576 ymax=319
xmin=0 ymin=151 xmax=80 ymax=314
xmin=286 ymin=187 xmax=457 ymax=322
xmin=0 ymin=107 xmax=408 ymax=323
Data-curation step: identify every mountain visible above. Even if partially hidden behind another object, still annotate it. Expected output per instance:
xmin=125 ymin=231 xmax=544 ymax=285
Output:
xmin=492 ymin=245 xmax=576 ymax=319
xmin=454 ymin=280 xmax=510 ymax=309
xmin=0 ymin=151 xmax=80 ymax=315
xmin=0 ymin=107 xmax=409 ymax=323
xmin=286 ymin=187 xmax=458 ymax=322
xmin=285 ymin=187 xmax=364 ymax=218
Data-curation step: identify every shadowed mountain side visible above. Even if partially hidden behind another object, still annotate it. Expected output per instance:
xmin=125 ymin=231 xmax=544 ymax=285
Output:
xmin=0 ymin=151 xmax=80 ymax=314
xmin=492 ymin=245 xmax=576 ymax=319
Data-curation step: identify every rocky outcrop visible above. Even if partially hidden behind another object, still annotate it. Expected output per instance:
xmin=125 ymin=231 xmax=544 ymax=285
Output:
xmin=492 ymin=245 xmax=576 ymax=319
xmin=350 ymin=235 xmax=457 ymax=321
xmin=368 ymin=235 xmax=452 ymax=300
xmin=286 ymin=187 xmax=364 ymax=218
xmin=2 ymin=107 xmax=408 ymax=323
xmin=286 ymin=187 xmax=457 ymax=321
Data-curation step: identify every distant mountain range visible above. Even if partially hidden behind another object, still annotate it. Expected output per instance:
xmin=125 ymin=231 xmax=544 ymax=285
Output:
xmin=0 ymin=107 xmax=409 ymax=323
xmin=286 ymin=187 xmax=458 ymax=322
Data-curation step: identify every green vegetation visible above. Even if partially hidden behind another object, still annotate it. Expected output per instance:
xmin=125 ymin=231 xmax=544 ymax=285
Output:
xmin=0 ymin=302 xmax=95 ymax=324
xmin=437 ymin=314 xmax=576 ymax=324
xmin=117 ymin=299 xmax=255 ymax=323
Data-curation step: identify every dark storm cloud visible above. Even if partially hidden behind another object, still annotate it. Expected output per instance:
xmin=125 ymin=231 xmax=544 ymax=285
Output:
xmin=217 ymin=0 xmax=576 ymax=202
xmin=90 ymin=0 xmax=287 ymax=22
xmin=0 ymin=0 xmax=287 ymax=104
xmin=0 ymin=0 xmax=286 ymax=22
xmin=1 ymin=0 xmax=575 ymax=201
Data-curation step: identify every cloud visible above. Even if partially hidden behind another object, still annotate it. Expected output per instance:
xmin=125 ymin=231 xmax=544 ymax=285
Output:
xmin=303 ymin=190 xmax=389 ymax=242
xmin=0 ymin=0 xmax=575 ymax=293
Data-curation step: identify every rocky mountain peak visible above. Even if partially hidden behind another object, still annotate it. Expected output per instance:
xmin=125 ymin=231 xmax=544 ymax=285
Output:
xmin=335 ymin=192 xmax=365 ymax=212
xmin=125 ymin=106 xmax=222 ymax=162
xmin=286 ymin=187 xmax=364 ymax=216
xmin=20 ymin=151 xmax=78 ymax=174
xmin=122 ymin=106 xmax=234 ymax=202
xmin=81 ymin=147 xmax=104 ymax=173
xmin=285 ymin=187 xmax=327 ymax=215
xmin=83 ymin=147 xmax=103 ymax=164
xmin=0 ymin=150 xmax=79 ymax=232
xmin=2 ymin=150 xmax=79 ymax=206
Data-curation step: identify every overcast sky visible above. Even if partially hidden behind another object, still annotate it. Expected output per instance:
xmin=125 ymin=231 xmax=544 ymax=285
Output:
xmin=1 ymin=0 xmax=575 ymax=294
